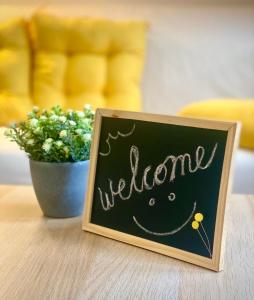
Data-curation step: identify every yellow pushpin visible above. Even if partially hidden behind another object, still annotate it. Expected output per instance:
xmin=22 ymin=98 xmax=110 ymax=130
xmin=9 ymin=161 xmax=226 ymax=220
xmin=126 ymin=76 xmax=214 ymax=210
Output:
xmin=194 ymin=213 xmax=204 ymax=222
xmin=192 ymin=220 xmax=199 ymax=230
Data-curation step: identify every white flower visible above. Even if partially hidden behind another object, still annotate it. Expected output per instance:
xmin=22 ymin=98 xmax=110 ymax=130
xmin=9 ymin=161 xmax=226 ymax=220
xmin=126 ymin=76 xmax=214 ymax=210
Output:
xmin=32 ymin=106 xmax=39 ymax=113
xmin=91 ymin=110 xmax=95 ymax=115
xmin=82 ymin=118 xmax=90 ymax=126
xmin=24 ymin=132 xmax=31 ymax=139
xmin=55 ymin=140 xmax=63 ymax=148
xmin=30 ymin=118 xmax=38 ymax=127
xmin=45 ymin=138 xmax=53 ymax=143
xmin=67 ymin=109 xmax=73 ymax=117
xmin=33 ymin=127 xmax=41 ymax=134
xmin=69 ymin=120 xmax=76 ymax=126
xmin=60 ymin=130 xmax=67 ymax=138
xmin=63 ymin=146 xmax=69 ymax=153
xmin=50 ymin=114 xmax=58 ymax=121
xmin=77 ymin=111 xmax=84 ymax=118
xmin=84 ymin=104 xmax=92 ymax=110
xmin=42 ymin=142 xmax=51 ymax=152
xmin=40 ymin=116 xmax=47 ymax=121
xmin=75 ymin=129 xmax=83 ymax=135
xmin=27 ymin=112 xmax=33 ymax=118
xmin=59 ymin=116 xmax=67 ymax=123
xmin=83 ymin=133 xmax=92 ymax=141
xmin=27 ymin=139 xmax=34 ymax=145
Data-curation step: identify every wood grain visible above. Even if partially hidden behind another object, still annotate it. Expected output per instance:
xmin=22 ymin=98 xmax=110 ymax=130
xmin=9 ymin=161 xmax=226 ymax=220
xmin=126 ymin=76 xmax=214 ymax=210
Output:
xmin=0 ymin=185 xmax=253 ymax=300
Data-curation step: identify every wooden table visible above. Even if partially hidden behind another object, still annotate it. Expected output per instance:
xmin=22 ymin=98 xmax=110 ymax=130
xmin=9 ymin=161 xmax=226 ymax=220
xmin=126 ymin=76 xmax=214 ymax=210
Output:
xmin=0 ymin=185 xmax=253 ymax=300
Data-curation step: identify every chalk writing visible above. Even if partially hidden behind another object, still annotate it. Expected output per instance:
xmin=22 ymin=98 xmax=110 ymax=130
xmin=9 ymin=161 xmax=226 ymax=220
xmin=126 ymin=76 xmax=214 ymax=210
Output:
xmin=168 ymin=193 xmax=176 ymax=202
xmin=99 ymin=124 xmax=136 ymax=156
xmin=97 ymin=143 xmax=218 ymax=211
xmin=149 ymin=198 xmax=156 ymax=206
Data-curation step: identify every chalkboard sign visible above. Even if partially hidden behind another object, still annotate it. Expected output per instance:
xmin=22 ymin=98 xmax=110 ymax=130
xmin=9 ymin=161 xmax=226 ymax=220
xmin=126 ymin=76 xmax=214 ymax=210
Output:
xmin=82 ymin=109 xmax=238 ymax=271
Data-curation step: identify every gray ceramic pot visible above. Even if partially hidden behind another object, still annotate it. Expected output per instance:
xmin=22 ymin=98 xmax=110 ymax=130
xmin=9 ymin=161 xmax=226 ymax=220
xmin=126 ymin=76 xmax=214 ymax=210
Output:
xmin=29 ymin=159 xmax=89 ymax=218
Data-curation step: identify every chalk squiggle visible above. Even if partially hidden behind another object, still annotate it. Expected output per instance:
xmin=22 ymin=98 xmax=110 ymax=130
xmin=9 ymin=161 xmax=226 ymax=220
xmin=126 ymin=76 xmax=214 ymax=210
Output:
xmin=99 ymin=124 xmax=136 ymax=157
xmin=133 ymin=201 xmax=196 ymax=236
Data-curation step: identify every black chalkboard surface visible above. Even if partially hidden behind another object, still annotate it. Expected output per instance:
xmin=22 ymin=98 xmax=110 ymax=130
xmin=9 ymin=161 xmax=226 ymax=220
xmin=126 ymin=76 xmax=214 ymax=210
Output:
xmin=83 ymin=109 xmax=237 ymax=271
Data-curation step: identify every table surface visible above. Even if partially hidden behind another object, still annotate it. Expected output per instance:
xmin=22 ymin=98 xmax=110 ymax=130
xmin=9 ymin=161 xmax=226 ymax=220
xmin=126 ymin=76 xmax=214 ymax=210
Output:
xmin=0 ymin=185 xmax=253 ymax=300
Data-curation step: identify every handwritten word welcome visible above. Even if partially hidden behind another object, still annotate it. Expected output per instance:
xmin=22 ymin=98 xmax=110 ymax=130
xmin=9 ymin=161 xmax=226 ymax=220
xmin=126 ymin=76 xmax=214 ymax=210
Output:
xmin=98 ymin=143 xmax=218 ymax=211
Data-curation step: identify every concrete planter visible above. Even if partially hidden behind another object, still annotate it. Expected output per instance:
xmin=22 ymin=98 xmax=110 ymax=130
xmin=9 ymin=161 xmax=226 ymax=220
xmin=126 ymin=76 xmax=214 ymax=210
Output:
xmin=29 ymin=159 xmax=89 ymax=218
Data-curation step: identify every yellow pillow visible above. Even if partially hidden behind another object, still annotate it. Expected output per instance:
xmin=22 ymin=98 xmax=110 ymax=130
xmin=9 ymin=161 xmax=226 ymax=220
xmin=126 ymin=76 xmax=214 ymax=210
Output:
xmin=33 ymin=51 xmax=67 ymax=108
xmin=0 ymin=93 xmax=32 ymax=125
xmin=65 ymin=54 xmax=107 ymax=94
xmin=107 ymin=88 xmax=141 ymax=111
xmin=30 ymin=13 xmax=69 ymax=52
xmin=106 ymin=53 xmax=143 ymax=93
xmin=111 ymin=22 xmax=146 ymax=55
xmin=179 ymin=99 xmax=254 ymax=149
xmin=68 ymin=93 xmax=106 ymax=111
xmin=30 ymin=13 xmax=147 ymax=112
xmin=0 ymin=49 xmax=29 ymax=94
xmin=0 ymin=18 xmax=32 ymax=125
xmin=68 ymin=19 xmax=112 ymax=54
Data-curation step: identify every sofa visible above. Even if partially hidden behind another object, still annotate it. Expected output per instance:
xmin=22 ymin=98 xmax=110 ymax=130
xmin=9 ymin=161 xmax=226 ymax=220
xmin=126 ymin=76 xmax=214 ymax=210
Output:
xmin=0 ymin=8 xmax=254 ymax=193
xmin=1 ymin=127 xmax=254 ymax=194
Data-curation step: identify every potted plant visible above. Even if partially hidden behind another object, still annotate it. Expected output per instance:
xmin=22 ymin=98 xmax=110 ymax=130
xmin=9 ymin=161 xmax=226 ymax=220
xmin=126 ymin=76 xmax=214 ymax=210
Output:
xmin=5 ymin=105 xmax=94 ymax=218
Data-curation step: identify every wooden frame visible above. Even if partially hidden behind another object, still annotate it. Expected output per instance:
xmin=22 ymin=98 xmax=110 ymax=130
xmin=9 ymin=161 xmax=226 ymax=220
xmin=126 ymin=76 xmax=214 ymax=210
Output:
xmin=82 ymin=109 xmax=238 ymax=271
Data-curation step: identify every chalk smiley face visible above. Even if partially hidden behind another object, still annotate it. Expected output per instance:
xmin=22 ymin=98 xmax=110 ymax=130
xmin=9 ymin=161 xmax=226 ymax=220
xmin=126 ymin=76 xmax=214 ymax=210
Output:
xmin=133 ymin=193 xmax=197 ymax=236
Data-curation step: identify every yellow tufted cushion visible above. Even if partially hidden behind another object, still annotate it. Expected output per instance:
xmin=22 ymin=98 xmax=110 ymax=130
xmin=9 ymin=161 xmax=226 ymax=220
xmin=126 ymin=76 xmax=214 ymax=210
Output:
xmin=179 ymin=99 xmax=254 ymax=149
xmin=66 ymin=54 xmax=106 ymax=93
xmin=0 ymin=18 xmax=32 ymax=125
xmin=33 ymin=51 xmax=67 ymax=108
xmin=30 ymin=13 xmax=147 ymax=111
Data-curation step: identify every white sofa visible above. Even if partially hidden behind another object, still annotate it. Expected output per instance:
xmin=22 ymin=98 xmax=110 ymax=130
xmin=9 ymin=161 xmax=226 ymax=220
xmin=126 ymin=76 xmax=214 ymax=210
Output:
xmin=0 ymin=128 xmax=253 ymax=194
xmin=0 ymin=128 xmax=31 ymax=185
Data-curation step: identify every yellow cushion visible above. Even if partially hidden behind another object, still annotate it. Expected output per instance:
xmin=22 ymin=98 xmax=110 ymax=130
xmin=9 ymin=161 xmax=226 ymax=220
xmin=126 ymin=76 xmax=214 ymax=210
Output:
xmin=107 ymin=88 xmax=141 ymax=111
xmin=0 ymin=18 xmax=29 ymax=48
xmin=111 ymin=22 xmax=146 ymax=55
xmin=68 ymin=93 xmax=106 ymax=111
xmin=0 ymin=49 xmax=30 ymax=94
xmin=69 ymin=19 xmax=112 ymax=54
xmin=0 ymin=18 xmax=32 ymax=125
xmin=30 ymin=13 xmax=147 ymax=111
xmin=33 ymin=51 xmax=67 ymax=108
xmin=65 ymin=54 xmax=107 ymax=94
xmin=30 ymin=13 xmax=69 ymax=52
xmin=0 ymin=93 xmax=32 ymax=125
xmin=106 ymin=53 xmax=143 ymax=93
xmin=179 ymin=99 xmax=254 ymax=149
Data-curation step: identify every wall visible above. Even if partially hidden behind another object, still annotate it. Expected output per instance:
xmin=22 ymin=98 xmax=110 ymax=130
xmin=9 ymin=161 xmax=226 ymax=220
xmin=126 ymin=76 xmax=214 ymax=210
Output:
xmin=0 ymin=1 xmax=254 ymax=114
